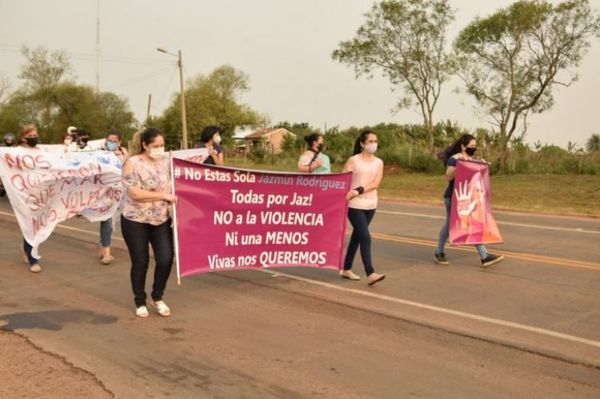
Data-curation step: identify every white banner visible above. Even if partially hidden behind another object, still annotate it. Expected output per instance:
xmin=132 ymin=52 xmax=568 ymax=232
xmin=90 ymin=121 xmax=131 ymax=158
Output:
xmin=0 ymin=147 xmax=123 ymax=258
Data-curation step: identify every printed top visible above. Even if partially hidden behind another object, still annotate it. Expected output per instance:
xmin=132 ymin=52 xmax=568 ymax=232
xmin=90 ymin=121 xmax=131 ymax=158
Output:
xmin=122 ymin=155 xmax=171 ymax=225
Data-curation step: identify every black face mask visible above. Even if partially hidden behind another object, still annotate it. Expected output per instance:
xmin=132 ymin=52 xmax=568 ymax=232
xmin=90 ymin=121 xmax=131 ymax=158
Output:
xmin=81 ymin=137 xmax=90 ymax=144
xmin=465 ymin=147 xmax=477 ymax=156
xmin=4 ymin=141 xmax=13 ymax=146
xmin=317 ymin=144 xmax=324 ymax=152
xmin=25 ymin=137 xmax=38 ymax=147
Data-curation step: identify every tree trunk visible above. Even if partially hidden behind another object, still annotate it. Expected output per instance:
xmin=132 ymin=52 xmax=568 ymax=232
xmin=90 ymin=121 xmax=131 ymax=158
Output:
xmin=499 ymin=125 xmax=510 ymax=172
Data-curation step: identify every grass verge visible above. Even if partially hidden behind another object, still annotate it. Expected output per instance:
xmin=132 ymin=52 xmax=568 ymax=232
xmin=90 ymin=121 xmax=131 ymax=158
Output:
xmin=227 ymin=158 xmax=600 ymax=217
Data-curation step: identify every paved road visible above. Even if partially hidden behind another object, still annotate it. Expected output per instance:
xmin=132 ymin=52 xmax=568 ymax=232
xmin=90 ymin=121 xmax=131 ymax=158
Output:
xmin=1 ymin=196 xmax=599 ymax=398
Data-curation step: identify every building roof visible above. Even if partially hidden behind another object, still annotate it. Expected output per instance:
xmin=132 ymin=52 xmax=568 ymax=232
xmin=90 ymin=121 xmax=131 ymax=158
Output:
xmin=244 ymin=127 xmax=296 ymax=140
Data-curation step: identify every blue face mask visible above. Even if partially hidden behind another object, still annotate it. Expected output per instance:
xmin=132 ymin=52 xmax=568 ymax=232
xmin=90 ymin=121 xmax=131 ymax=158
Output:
xmin=106 ymin=141 xmax=118 ymax=151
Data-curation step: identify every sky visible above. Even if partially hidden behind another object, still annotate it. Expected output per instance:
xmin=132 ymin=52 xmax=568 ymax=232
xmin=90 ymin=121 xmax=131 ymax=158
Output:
xmin=0 ymin=0 xmax=599 ymax=148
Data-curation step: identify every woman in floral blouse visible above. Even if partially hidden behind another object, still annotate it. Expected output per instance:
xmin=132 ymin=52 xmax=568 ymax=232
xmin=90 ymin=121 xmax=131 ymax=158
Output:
xmin=121 ymin=127 xmax=176 ymax=318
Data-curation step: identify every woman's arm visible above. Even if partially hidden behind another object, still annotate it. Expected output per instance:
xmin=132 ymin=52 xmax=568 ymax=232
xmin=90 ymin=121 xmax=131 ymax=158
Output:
xmin=362 ymin=160 xmax=384 ymax=193
xmin=208 ymin=144 xmax=224 ymax=166
xmin=445 ymin=165 xmax=456 ymax=181
xmin=298 ymin=152 xmax=323 ymax=173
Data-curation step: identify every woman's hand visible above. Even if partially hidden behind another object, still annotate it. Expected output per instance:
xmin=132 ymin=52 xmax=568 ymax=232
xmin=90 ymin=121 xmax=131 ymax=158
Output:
xmin=345 ymin=189 xmax=358 ymax=201
xmin=163 ymin=193 xmax=177 ymax=203
xmin=208 ymin=144 xmax=218 ymax=158
xmin=313 ymin=159 xmax=324 ymax=168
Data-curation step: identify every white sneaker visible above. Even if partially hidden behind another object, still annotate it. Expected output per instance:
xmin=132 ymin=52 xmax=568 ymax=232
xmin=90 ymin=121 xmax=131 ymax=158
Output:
xmin=151 ymin=300 xmax=171 ymax=317
xmin=29 ymin=264 xmax=42 ymax=273
xmin=340 ymin=270 xmax=361 ymax=280
xmin=367 ymin=272 xmax=386 ymax=286
xmin=135 ymin=306 xmax=149 ymax=318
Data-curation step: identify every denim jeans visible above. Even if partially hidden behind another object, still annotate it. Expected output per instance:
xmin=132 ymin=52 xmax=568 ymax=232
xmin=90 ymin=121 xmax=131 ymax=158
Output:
xmin=121 ymin=216 xmax=174 ymax=307
xmin=23 ymin=238 xmax=38 ymax=266
xmin=100 ymin=218 xmax=113 ymax=248
xmin=344 ymin=208 xmax=376 ymax=276
xmin=436 ymin=197 xmax=488 ymax=259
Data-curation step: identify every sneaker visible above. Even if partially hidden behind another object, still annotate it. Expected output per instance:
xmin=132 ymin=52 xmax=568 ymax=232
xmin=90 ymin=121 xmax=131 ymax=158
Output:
xmin=29 ymin=264 xmax=42 ymax=273
xmin=135 ymin=306 xmax=149 ymax=318
xmin=481 ymin=254 xmax=505 ymax=268
xmin=367 ymin=272 xmax=386 ymax=286
xmin=151 ymin=300 xmax=171 ymax=317
xmin=340 ymin=270 xmax=361 ymax=280
xmin=434 ymin=252 xmax=449 ymax=265
xmin=101 ymin=255 xmax=114 ymax=265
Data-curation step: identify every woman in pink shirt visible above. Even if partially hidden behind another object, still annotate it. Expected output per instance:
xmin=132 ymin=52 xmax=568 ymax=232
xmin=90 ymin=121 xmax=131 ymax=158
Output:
xmin=340 ymin=130 xmax=385 ymax=286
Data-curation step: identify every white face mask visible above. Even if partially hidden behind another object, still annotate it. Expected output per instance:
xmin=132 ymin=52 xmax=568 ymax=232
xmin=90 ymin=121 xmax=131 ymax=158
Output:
xmin=213 ymin=134 xmax=222 ymax=145
xmin=363 ymin=143 xmax=378 ymax=154
xmin=148 ymin=146 xmax=165 ymax=159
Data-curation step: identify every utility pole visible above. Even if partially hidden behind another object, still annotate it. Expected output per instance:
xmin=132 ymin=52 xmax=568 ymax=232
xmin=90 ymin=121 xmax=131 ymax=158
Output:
xmin=146 ymin=93 xmax=152 ymax=124
xmin=178 ymin=50 xmax=188 ymax=149
xmin=95 ymin=0 xmax=100 ymax=94
xmin=157 ymin=47 xmax=188 ymax=149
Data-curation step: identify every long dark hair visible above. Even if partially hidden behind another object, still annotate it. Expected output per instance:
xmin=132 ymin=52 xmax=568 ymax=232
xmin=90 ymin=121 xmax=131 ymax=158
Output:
xmin=437 ymin=134 xmax=476 ymax=163
xmin=353 ymin=130 xmax=375 ymax=155
xmin=106 ymin=127 xmax=122 ymax=140
xmin=304 ymin=133 xmax=321 ymax=149
xmin=140 ymin=127 xmax=163 ymax=151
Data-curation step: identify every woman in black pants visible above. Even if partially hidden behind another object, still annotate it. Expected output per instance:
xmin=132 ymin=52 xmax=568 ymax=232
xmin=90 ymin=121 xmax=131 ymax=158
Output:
xmin=341 ymin=130 xmax=385 ymax=286
xmin=121 ymin=127 xmax=176 ymax=318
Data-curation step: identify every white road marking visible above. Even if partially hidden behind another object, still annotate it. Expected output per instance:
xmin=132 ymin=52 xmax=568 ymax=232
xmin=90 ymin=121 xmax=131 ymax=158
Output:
xmin=378 ymin=210 xmax=600 ymax=235
xmin=2 ymin=209 xmax=599 ymax=350
xmin=263 ymin=269 xmax=600 ymax=350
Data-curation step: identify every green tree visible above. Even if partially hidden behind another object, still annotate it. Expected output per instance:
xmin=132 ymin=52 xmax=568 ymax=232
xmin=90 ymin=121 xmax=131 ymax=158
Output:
xmin=587 ymin=133 xmax=600 ymax=151
xmin=455 ymin=0 xmax=600 ymax=170
xmin=0 ymin=74 xmax=10 ymax=106
xmin=19 ymin=46 xmax=73 ymax=93
xmin=158 ymin=65 xmax=265 ymax=148
xmin=0 ymin=46 xmax=136 ymax=142
xmin=332 ymin=0 xmax=455 ymax=152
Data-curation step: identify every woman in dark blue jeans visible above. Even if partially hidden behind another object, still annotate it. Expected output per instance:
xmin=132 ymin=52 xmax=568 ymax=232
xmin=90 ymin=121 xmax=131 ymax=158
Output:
xmin=18 ymin=124 xmax=43 ymax=273
xmin=121 ymin=128 xmax=176 ymax=318
xmin=435 ymin=134 xmax=504 ymax=268
xmin=340 ymin=131 xmax=385 ymax=286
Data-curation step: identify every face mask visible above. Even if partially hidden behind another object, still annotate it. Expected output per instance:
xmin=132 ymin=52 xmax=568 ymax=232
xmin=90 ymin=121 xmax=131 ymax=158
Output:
xmin=317 ymin=143 xmax=324 ymax=152
xmin=465 ymin=147 xmax=477 ymax=156
xmin=81 ymin=137 xmax=90 ymax=144
xmin=363 ymin=143 xmax=377 ymax=154
xmin=106 ymin=141 xmax=118 ymax=151
xmin=213 ymin=135 xmax=222 ymax=145
xmin=148 ymin=147 xmax=165 ymax=159
xmin=25 ymin=137 xmax=38 ymax=147
xmin=4 ymin=141 xmax=13 ymax=146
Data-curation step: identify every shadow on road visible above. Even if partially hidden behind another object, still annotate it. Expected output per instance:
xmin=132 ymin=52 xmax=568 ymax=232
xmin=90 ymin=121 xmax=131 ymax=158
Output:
xmin=0 ymin=309 xmax=118 ymax=331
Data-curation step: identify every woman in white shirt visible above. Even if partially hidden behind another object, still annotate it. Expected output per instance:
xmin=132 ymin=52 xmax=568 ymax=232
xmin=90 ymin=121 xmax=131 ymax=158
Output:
xmin=340 ymin=130 xmax=385 ymax=286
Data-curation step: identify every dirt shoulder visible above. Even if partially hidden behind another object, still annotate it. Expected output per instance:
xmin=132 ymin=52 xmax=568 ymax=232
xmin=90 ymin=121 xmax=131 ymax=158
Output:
xmin=0 ymin=330 xmax=112 ymax=399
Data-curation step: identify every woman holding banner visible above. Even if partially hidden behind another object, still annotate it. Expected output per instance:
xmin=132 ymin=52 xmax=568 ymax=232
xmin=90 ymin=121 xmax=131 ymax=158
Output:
xmin=341 ymin=130 xmax=385 ymax=286
xmin=434 ymin=134 xmax=504 ymax=267
xmin=298 ymin=133 xmax=331 ymax=174
xmin=98 ymin=128 xmax=128 ymax=265
xmin=121 ymin=127 xmax=176 ymax=318
xmin=18 ymin=125 xmax=43 ymax=273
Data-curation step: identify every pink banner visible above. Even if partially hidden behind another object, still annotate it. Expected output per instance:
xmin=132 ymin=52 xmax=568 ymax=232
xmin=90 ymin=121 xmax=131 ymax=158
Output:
xmin=172 ymin=158 xmax=352 ymax=277
xmin=449 ymin=160 xmax=503 ymax=245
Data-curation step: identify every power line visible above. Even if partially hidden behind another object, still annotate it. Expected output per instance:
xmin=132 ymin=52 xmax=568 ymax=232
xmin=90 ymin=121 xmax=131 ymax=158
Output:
xmin=0 ymin=46 xmax=172 ymax=66
xmin=104 ymin=64 xmax=177 ymax=91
